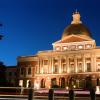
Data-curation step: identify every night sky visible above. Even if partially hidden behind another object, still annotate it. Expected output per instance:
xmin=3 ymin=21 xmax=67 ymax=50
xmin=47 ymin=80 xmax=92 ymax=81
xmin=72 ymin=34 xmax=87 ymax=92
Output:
xmin=0 ymin=0 xmax=100 ymax=66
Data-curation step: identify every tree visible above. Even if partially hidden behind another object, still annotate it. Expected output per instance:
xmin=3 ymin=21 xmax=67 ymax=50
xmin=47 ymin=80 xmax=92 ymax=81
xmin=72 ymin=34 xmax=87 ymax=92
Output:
xmin=0 ymin=62 xmax=7 ymax=86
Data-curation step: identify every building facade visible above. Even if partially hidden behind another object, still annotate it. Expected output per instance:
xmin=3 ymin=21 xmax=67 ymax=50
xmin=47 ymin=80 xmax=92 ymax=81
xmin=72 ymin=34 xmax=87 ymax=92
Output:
xmin=6 ymin=66 xmax=17 ymax=86
xmin=17 ymin=11 xmax=100 ymax=89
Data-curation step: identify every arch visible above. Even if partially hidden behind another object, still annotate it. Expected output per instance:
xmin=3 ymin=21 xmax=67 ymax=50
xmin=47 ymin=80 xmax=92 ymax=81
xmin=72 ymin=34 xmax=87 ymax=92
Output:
xmin=41 ymin=79 xmax=45 ymax=88
xmin=85 ymin=76 xmax=92 ymax=89
xmin=51 ymin=78 xmax=57 ymax=88
xmin=60 ymin=77 xmax=65 ymax=88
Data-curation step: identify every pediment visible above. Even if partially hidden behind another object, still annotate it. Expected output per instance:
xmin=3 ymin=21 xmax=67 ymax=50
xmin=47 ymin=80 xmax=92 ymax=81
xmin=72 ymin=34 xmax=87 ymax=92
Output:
xmin=53 ymin=35 xmax=93 ymax=44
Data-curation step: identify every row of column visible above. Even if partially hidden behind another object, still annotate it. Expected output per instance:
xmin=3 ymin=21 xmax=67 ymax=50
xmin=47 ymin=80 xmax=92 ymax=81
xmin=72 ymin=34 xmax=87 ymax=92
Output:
xmin=36 ymin=54 xmax=96 ymax=74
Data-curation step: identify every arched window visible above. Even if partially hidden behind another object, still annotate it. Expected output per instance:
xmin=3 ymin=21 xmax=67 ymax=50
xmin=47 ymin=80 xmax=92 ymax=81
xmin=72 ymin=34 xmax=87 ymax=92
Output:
xmin=51 ymin=78 xmax=57 ymax=87
xmin=41 ymin=79 xmax=45 ymax=88
xmin=60 ymin=77 xmax=65 ymax=88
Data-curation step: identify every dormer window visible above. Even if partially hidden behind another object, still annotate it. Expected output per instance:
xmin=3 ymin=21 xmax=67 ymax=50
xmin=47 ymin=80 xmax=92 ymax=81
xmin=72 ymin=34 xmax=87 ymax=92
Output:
xmin=78 ymin=45 xmax=83 ymax=49
xmin=62 ymin=46 xmax=68 ymax=51
xmin=55 ymin=46 xmax=61 ymax=51
xmin=70 ymin=45 xmax=76 ymax=50
xmin=86 ymin=44 xmax=92 ymax=49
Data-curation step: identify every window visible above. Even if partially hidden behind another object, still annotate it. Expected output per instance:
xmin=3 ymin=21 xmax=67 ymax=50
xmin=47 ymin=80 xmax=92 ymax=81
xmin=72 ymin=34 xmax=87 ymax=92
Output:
xmin=78 ymin=45 xmax=83 ymax=49
xmin=97 ymin=57 xmax=100 ymax=59
xmin=70 ymin=64 xmax=75 ymax=73
xmin=21 ymin=68 xmax=24 ymax=75
xmin=85 ymin=44 xmax=92 ymax=49
xmin=97 ymin=64 xmax=100 ymax=71
xmin=62 ymin=64 xmax=66 ymax=73
xmin=44 ymin=60 xmax=48 ymax=65
xmin=70 ymin=45 xmax=76 ymax=50
xmin=43 ymin=66 xmax=48 ymax=74
xmin=78 ymin=63 xmax=82 ymax=72
xmin=86 ymin=63 xmax=91 ymax=72
xmin=20 ymin=68 xmax=25 ymax=75
xmin=62 ymin=46 xmax=68 ymax=51
xmin=28 ymin=68 xmax=31 ymax=75
xmin=54 ymin=65 xmax=58 ymax=73
xmin=55 ymin=46 xmax=61 ymax=51
xmin=9 ymin=72 xmax=12 ymax=76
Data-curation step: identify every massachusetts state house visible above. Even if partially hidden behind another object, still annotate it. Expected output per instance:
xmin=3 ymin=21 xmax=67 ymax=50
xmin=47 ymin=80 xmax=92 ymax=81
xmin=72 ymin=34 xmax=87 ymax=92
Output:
xmin=17 ymin=11 xmax=100 ymax=89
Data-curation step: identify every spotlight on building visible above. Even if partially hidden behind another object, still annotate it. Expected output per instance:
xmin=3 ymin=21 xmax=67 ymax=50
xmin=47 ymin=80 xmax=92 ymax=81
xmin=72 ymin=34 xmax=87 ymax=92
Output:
xmin=73 ymin=85 xmax=76 ymax=88
xmin=66 ymin=86 xmax=69 ymax=90
xmin=96 ymin=86 xmax=100 ymax=94
xmin=34 ymin=82 xmax=40 ymax=90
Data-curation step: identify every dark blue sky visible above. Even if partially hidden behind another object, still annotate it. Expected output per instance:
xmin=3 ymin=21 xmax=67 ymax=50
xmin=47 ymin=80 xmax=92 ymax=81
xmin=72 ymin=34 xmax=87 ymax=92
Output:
xmin=0 ymin=0 xmax=100 ymax=66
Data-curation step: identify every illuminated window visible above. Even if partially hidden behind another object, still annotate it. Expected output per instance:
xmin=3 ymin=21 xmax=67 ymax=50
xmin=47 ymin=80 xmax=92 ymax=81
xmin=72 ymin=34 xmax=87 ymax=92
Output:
xmin=70 ymin=45 xmax=76 ymax=50
xmin=62 ymin=64 xmax=66 ymax=73
xmin=43 ymin=66 xmax=48 ymax=74
xmin=86 ymin=63 xmax=91 ymax=72
xmin=78 ymin=63 xmax=82 ymax=72
xmin=54 ymin=65 xmax=58 ymax=73
xmin=78 ymin=45 xmax=83 ymax=49
xmin=97 ymin=64 xmax=100 ymax=71
xmin=62 ymin=46 xmax=68 ymax=51
xmin=55 ymin=46 xmax=61 ymax=51
xmin=70 ymin=64 xmax=75 ymax=73
xmin=19 ymin=80 xmax=23 ymax=87
xmin=44 ymin=60 xmax=48 ymax=65
xmin=85 ymin=44 xmax=92 ymax=49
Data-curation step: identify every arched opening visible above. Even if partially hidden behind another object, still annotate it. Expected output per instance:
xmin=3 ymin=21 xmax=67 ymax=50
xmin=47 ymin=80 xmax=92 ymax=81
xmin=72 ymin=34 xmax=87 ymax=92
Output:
xmin=41 ymin=79 xmax=45 ymax=88
xmin=96 ymin=78 xmax=100 ymax=86
xmin=68 ymin=77 xmax=76 ymax=88
xmin=60 ymin=77 xmax=65 ymax=88
xmin=85 ymin=76 xmax=92 ymax=89
xmin=51 ymin=78 xmax=57 ymax=88
xmin=26 ymin=80 xmax=31 ymax=88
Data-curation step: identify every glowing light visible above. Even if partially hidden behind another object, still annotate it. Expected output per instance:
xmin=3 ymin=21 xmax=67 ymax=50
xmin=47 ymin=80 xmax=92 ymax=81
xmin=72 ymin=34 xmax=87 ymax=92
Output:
xmin=34 ymin=82 xmax=40 ymax=90
xmin=78 ymin=45 xmax=83 ymax=49
xmin=66 ymin=86 xmax=69 ymax=90
xmin=55 ymin=46 xmax=60 ymax=51
xmin=96 ymin=86 xmax=100 ymax=94
xmin=63 ymin=46 xmax=67 ymax=50
xmin=19 ymin=80 xmax=23 ymax=87
xmin=26 ymin=80 xmax=30 ymax=88
xmin=73 ymin=85 xmax=76 ymax=88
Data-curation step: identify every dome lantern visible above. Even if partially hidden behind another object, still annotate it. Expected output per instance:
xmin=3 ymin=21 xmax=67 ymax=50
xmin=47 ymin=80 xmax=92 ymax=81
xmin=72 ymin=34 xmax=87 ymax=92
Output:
xmin=71 ymin=11 xmax=82 ymax=24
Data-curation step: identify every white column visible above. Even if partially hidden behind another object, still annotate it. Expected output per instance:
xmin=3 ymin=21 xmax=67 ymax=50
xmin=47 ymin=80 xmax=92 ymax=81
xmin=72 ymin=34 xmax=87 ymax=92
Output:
xmin=74 ymin=57 xmax=77 ymax=73
xmin=67 ymin=57 xmax=69 ymax=73
xmin=40 ymin=58 xmax=42 ymax=74
xmin=92 ymin=54 xmax=96 ymax=72
xmin=51 ymin=57 xmax=54 ymax=74
xmin=82 ymin=54 xmax=85 ymax=72
xmin=91 ymin=54 xmax=94 ymax=72
xmin=36 ymin=58 xmax=39 ymax=74
xmin=37 ymin=58 xmax=40 ymax=74
xmin=48 ymin=58 xmax=50 ymax=73
xmin=94 ymin=55 xmax=97 ymax=72
xmin=59 ymin=56 xmax=62 ymax=73
xmin=48 ymin=57 xmax=52 ymax=74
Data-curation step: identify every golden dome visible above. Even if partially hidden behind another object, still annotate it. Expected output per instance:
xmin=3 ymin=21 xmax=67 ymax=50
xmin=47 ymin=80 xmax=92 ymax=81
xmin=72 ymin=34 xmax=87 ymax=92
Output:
xmin=62 ymin=23 xmax=91 ymax=39
xmin=62 ymin=11 xmax=92 ymax=39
